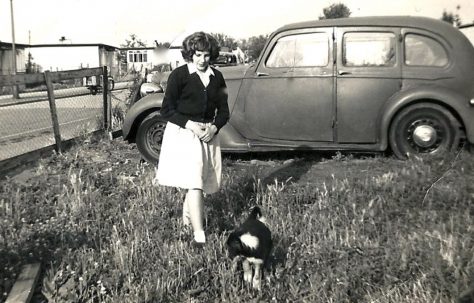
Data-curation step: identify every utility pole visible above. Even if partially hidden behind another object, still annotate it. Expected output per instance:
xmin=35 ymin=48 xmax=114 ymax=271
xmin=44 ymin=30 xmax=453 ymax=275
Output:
xmin=10 ymin=0 xmax=19 ymax=99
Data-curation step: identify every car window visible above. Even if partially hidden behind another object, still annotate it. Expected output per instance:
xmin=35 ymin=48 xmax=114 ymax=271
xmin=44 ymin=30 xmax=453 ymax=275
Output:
xmin=343 ymin=32 xmax=396 ymax=67
xmin=266 ymin=33 xmax=329 ymax=68
xmin=404 ymin=34 xmax=448 ymax=67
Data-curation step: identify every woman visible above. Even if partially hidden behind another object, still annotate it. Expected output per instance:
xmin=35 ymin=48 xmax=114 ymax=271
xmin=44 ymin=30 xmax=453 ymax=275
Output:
xmin=155 ymin=32 xmax=229 ymax=245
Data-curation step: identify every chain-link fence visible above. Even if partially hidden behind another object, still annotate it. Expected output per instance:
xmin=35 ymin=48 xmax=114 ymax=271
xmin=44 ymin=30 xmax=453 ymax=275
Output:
xmin=0 ymin=67 xmax=131 ymax=162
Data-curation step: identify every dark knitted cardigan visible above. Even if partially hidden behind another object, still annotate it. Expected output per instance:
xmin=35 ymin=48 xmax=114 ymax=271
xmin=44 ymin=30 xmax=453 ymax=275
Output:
xmin=160 ymin=64 xmax=229 ymax=132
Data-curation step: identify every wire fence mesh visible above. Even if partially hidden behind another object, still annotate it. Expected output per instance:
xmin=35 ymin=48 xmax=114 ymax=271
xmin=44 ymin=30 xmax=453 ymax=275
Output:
xmin=0 ymin=67 xmax=132 ymax=162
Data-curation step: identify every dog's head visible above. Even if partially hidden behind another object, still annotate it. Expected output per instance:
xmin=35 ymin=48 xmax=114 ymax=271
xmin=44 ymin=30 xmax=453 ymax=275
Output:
xmin=226 ymin=206 xmax=272 ymax=261
xmin=226 ymin=232 xmax=243 ymax=259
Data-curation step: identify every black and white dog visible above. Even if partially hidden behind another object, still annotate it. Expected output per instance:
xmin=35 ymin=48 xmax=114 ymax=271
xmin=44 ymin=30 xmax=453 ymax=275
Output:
xmin=226 ymin=206 xmax=272 ymax=289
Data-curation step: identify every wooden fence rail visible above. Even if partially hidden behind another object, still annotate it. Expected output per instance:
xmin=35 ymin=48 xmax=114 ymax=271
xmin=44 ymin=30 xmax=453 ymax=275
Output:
xmin=5 ymin=263 xmax=41 ymax=303
xmin=0 ymin=67 xmax=103 ymax=85
xmin=0 ymin=66 xmax=111 ymax=160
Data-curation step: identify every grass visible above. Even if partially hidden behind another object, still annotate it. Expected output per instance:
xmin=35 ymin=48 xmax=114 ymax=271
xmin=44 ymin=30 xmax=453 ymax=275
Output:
xmin=0 ymin=136 xmax=473 ymax=302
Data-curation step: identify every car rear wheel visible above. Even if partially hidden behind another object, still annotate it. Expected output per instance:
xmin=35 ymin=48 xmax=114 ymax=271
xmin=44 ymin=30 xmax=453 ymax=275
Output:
xmin=136 ymin=113 xmax=166 ymax=164
xmin=389 ymin=103 xmax=462 ymax=159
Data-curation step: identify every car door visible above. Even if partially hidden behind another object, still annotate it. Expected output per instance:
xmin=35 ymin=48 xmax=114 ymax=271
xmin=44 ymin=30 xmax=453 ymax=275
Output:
xmin=241 ymin=28 xmax=335 ymax=142
xmin=335 ymin=27 xmax=402 ymax=143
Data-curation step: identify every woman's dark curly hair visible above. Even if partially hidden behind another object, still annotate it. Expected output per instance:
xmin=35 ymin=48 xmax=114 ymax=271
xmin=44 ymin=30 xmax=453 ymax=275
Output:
xmin=181 ymin=32 xmax=220 ymax=62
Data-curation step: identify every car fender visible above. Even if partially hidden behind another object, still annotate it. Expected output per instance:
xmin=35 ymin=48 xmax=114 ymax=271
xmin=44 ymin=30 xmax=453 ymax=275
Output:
xmin=123 ymin=93 xmax=164 ymax=141
xmin=219 ymin=122 xmax=250 ymax=152
xmin=379 ymin=85 xmax=473 ymax=149
xmin=122 ymin=92 xmax=250 ymax=150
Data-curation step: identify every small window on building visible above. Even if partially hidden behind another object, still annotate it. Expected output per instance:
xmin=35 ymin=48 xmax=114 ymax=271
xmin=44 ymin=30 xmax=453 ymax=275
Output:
xmin=404 ymin=34 xmax=448 ymax=67
xmin=343 ymin=32 xmax=396 ymax=67
xmin=128 ymin=50 xmax=148 ymax=63
xmin=266 ymin=33 xmax=329 ymax=68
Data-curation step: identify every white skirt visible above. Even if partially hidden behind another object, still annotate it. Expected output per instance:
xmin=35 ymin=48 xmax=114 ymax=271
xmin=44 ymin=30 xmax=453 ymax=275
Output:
xmin=155 ymin=122 xmax=222 ymax=194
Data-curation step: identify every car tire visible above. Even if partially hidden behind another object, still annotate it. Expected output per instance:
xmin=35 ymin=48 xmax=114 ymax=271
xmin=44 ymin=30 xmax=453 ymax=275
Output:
xmin=136 ymin=112 xmax=166 ymax=164
xmin=389 ymin=103 xmax=462 ymax=159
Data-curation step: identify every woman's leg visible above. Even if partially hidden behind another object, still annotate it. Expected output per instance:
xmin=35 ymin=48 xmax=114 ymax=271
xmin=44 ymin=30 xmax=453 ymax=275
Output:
xmin=186 ymin=189 xmax=205 ymax=243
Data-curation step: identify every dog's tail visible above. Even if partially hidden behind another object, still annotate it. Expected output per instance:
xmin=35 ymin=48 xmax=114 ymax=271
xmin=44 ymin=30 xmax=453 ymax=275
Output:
xmin=250 ymin=206 xmax=262 ymax=220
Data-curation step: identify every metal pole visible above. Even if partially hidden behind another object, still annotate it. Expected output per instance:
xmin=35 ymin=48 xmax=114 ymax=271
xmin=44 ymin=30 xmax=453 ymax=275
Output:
xmin=10 ymin=0 xmax=19 ymax=99
xmin=102 ymin=66 xmax=110 ymax=130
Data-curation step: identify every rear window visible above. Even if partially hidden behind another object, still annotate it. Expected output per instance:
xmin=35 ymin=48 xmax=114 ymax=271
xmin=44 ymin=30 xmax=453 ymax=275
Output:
xmin=343 ymin=32 xmax=396 ymax=67
xmin=404 ymin=34 xmax=448 ymax=67
xmin=266 ymin=33 xmax=329 ymax=68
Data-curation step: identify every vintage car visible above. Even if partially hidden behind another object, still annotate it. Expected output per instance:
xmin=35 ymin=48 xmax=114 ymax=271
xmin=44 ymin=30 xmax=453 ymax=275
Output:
xmin=139 ymin=63 xmax=172 ymax=98
xmin=83 ymin=74 xmax=114 ymax=95
xmin=123 ymin=16 xmax=474 ymax=164
xmin=214 ymin=51 xmax=238 ymax=67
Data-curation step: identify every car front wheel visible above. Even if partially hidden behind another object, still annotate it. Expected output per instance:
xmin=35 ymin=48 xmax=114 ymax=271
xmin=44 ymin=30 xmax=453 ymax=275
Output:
xmin=136 ymin=113 xmax=166 ymax=164
xmin=389 ymin=103 xmax=462 ymax=159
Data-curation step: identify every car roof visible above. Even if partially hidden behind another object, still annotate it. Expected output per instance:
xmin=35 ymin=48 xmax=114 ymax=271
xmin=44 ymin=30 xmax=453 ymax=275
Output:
xmin=276 ymin=16 xmax=455 ymax=35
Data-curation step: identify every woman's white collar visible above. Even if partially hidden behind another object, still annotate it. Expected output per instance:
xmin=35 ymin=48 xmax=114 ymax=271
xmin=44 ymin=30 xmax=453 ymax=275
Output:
xmin=187 ymin=63 xmax=214 ymax=76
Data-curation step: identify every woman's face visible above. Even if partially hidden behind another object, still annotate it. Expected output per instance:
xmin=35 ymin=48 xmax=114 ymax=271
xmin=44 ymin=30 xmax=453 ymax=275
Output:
xmin=192 ymin=50 xmax=211 ymax=72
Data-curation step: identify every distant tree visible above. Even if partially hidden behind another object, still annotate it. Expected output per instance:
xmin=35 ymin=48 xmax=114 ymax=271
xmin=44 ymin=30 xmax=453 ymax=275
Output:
xmin=154 ymin=40 xmax=170 ymax=49
xmin=121 ymin=34 xmax=147 ymax=48
xmin=319 ymin=3 xmax=351 ymax=19
xmin=25 ymin=52 xmax=42 ymax=74
xmin=238 ymin=34 xmax=269 ymax=60
xmin=211 ymin=33 xmax=238 ymax=51
xmin=441 ymin=5 xmax=462 ymax=26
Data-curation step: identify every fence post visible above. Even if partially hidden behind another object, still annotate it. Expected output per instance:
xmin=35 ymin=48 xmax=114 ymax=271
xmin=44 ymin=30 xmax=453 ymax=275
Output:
xmin=44 ymin=70 xmax=62 ymax=153
xmin=102 ymin=66 xmax=110 ymax=131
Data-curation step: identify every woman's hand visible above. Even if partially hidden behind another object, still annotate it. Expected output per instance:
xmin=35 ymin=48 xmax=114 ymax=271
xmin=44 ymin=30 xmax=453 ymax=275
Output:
xmin=185 ymin=121 xmax=206 ymax=138
xmin=201 ymin=125 xmax=218 ymax=143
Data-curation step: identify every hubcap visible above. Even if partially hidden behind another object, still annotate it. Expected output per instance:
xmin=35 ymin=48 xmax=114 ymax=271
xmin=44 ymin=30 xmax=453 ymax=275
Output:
xmin=147 ymin=122 xmax=165 ymax=154
xmin=412 ymin=125 xmax=437 ymax=147
xmin=406 ymin=119 xmax=444 ymax=152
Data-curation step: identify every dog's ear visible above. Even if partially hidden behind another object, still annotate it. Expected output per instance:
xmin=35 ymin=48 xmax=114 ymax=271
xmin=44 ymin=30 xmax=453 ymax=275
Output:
xmin=249 ymin=206 xmax=262 ymax=220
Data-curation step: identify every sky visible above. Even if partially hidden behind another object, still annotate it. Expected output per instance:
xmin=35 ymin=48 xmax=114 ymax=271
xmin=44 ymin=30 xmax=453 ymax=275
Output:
xmin=0 ymin=0 xmax=473 ymax=47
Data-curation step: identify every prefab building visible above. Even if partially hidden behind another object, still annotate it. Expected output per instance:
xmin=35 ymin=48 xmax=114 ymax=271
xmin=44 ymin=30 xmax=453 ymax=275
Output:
xmin=123 ymin=47 xmax=170 ymax=73
xmin=0 ymin=41 xmax=27 ymax=75
xmin=27 ymin=43 xmax=119 ymax=77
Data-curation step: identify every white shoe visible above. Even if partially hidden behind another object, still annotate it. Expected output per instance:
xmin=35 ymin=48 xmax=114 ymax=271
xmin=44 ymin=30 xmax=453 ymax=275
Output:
xmin=193 ymin=230 xmax=206 ymax=244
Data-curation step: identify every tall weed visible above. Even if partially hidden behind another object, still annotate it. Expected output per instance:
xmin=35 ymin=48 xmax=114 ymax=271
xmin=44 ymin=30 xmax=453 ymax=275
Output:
xmin=0 ymin=140 xmax=472 ymax=302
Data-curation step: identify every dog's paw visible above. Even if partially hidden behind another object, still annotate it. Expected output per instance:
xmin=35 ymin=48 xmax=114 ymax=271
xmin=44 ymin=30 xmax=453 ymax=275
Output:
xmin=252 ymin=276 xmax=261 ymax=290
xmin=243 ymin=269 xmax=252 ymax=283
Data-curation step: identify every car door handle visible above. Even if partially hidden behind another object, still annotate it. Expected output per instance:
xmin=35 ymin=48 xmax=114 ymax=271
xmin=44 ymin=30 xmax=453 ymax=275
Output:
xmin=256 ymin=72 xmax=269 ymax=77
xmin=338 ymin=70 xmax=352 ymax=75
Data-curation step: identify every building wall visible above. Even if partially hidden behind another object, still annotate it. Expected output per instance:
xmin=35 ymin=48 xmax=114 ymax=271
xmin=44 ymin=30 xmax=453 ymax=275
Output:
xmin=0 ymin=48 xmax=26 ymax=75
xmin=27 ymin=46 xmax=100 ymax=72
xmin=99 ymin=48 xmax=119 ymax=77
xmin=167 ymin=48 xmax=185 ymax=70
xmin=126 ymin=49 xmax=153 ymax=72
xmin=126 ymin=48 xmax=173 ymax=73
